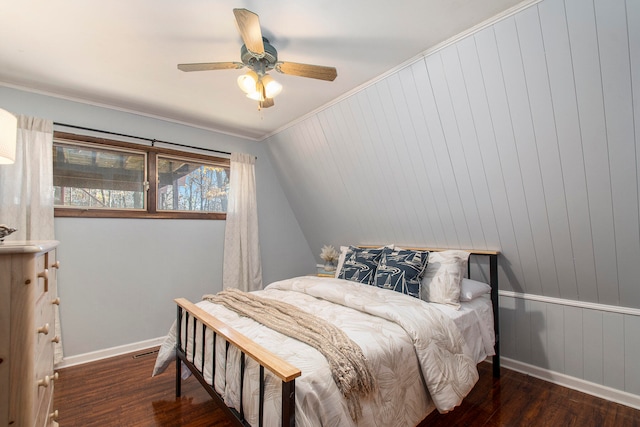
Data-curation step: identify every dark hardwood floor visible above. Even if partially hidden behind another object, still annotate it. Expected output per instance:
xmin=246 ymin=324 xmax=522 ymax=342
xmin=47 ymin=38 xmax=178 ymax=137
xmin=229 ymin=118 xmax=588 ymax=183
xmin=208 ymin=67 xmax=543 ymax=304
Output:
xmin=54 ymin=348 xmax=640 ymax=426
xmin=54 ymin=348 xmax=233 ymax=427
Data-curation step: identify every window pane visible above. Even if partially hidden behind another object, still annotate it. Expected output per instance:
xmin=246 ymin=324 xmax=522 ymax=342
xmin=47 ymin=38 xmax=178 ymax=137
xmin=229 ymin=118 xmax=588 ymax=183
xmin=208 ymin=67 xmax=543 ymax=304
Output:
xmin=53 ymin=142 xmax=146 ymax=210
xmin=157 ymin=156 xmax=229 ymax=212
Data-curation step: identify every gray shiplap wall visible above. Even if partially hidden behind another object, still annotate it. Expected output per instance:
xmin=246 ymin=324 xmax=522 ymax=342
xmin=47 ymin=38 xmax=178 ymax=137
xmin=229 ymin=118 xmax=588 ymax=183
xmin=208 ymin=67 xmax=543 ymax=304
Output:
xmin=266 ymin=0 xmax=640 ymax=309
xmin=501 ymin=294 xmax=640 ymax=398
xmin=265 ymin=0 xmax=640 ymax=404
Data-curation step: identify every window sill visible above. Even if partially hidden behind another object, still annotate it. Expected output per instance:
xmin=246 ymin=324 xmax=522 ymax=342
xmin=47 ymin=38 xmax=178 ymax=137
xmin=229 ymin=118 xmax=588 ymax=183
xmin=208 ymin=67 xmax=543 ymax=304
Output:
xmin=54 ymin=208 xmax=226 ymax=220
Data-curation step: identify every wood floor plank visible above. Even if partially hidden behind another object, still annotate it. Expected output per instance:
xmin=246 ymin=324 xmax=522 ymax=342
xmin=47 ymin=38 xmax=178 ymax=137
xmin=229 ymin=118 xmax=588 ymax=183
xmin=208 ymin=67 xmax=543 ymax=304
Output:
xmin=419 ymin=364 xmax=640 ymax=427
xmin=54 ymin=349 xmax=234 ymax=427
xmin=54 ymin=348 xmax=640 ymax=426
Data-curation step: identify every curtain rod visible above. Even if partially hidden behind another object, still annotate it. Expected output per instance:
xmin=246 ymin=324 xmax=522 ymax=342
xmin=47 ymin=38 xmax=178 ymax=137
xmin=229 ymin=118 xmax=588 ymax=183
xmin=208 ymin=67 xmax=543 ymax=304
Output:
xmin=53 ymin=122 xmax=233 ymax=157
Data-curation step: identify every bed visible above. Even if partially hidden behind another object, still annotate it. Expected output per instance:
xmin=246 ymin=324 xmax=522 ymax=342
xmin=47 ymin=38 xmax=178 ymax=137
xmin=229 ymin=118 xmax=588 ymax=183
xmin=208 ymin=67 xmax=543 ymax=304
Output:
xmin=152 ymin=246 xmax=500 ymax=427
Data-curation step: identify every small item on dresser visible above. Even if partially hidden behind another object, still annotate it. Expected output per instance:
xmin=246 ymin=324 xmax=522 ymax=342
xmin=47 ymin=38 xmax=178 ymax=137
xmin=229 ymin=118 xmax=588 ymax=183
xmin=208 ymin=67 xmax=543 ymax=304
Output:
xmin=0 ymin=224 xmax=16 ymax=242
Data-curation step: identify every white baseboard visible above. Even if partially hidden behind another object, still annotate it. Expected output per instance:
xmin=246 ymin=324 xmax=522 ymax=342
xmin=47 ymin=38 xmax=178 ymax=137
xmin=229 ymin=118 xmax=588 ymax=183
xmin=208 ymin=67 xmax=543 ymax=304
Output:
xmin=501 ymin=357 xmax=640 ymax=410
xmin=56 ymin=336 xmax=167 ymax=369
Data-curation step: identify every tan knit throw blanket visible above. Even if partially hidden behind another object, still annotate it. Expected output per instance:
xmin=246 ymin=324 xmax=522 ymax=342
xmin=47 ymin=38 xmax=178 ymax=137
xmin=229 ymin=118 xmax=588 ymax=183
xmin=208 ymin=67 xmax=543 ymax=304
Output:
xmin=203 ymin=288 xmax=377 ymax=421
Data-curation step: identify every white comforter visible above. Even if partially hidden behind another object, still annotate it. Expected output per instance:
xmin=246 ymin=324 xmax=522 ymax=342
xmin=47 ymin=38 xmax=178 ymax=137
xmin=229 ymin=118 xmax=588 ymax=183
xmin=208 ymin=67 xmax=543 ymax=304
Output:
xmin=153 ymin=276 xmax=479 ymax=427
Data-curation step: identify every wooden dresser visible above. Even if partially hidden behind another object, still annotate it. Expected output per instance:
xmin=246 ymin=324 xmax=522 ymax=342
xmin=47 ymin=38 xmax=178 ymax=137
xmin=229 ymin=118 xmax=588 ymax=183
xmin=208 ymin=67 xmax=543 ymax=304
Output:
xmin=0 ymin=241 xmax=61 ymax=427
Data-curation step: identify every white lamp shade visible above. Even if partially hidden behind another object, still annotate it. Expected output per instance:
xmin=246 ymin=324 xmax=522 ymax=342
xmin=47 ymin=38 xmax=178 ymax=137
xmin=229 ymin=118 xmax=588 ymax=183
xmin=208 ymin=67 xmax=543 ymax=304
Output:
xmin=246 ymin=80 xmax=266 ymax=101
xmin=0 ymin=108 xmax=17 ymax=165
xmin=246 ymin=92 xmax=263 ymax=101
xmin=237 ymin=70 xmax=259 ymax=94
xmin=261 ymin=75 xmax=282 ymax=99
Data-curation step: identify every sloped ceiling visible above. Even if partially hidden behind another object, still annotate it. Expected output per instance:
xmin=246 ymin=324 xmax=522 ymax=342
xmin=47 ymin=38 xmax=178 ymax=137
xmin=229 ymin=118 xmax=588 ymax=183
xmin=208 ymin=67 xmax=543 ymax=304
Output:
xmin=264 ymin=0 xmax=640 ymax=309
xmin=0 ymin=0 xmax=529 ymax=140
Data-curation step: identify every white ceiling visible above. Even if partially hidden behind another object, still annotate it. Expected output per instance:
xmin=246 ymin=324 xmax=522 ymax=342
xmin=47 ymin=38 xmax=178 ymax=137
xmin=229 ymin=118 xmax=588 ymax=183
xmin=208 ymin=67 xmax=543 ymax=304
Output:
xmin=0 ymin=0 xmax=530 ymax=140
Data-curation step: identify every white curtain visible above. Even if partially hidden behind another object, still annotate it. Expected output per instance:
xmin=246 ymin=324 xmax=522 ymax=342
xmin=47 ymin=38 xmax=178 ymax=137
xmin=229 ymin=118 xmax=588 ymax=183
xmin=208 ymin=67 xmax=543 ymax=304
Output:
xmin=0 ymin=115 xmax=61 ymax=363
xmin=223 ymin=152 xmax=263 ymax=291
xmin=0 ymin=115 xmax=54 ymax=240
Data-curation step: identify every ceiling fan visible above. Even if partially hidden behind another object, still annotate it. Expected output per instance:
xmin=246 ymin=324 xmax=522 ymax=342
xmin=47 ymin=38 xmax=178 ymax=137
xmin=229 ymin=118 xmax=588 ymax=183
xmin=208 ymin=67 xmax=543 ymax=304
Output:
xmin=178 ymin=8 xmax=338 ymax=109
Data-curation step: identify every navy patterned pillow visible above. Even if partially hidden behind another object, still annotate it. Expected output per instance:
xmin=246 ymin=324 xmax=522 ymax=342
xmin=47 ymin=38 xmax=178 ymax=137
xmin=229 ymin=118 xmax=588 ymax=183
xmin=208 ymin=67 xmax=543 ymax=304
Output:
xmin=337 ymin=246 xmax=383 ymax=285
xmin=373 ymin=247 xmax=429 ymax=298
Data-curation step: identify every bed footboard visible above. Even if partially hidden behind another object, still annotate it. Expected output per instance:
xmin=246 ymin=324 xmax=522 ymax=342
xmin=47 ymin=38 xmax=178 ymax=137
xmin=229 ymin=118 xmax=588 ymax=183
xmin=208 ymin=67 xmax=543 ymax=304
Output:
xmin=174 ymin=298 xmax=301 ymax=427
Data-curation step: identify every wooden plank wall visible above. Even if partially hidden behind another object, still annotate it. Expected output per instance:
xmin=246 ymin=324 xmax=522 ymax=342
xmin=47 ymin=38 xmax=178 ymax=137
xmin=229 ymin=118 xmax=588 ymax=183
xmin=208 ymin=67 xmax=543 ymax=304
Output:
xmin=265 ymin=0 xmax=640 ymax=402
xmin=500 ymin=295 xmax=640 ymax=398
xmin=266 ymin=0 xmax=640 ymax=308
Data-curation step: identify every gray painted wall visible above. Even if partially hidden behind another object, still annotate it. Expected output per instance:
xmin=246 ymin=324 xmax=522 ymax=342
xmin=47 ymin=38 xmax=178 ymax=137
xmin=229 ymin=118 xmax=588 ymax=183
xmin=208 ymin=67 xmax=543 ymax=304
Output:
xmin=0 ymin=86 xmax=315 ymax=357
xmin=264 ymin=0 xmax=640 ymax=403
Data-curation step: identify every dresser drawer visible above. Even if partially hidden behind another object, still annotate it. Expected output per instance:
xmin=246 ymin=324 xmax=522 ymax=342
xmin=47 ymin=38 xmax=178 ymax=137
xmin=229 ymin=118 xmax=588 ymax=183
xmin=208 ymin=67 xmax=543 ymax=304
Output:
xmin=34 ymin=340 xmax=56 ymax=427
xmin=34 ymin=253 xmax=47 ymax=297
xmin=33 ymin=250 xmax=58 ymax=299
xmin=34 ymin=249 xmax=60 ymax=363
xmin=35 ymin=332 xmax=55 ymax=405
xmin=35 ymin=285 xmax=55 ymax=324
xmin=35 ymin=338 xmax=54 ymax=377
xmin=35 ymin=309 xmax=56 ymax=372
xmin=34 ymin=375 xmax=54 ymax=427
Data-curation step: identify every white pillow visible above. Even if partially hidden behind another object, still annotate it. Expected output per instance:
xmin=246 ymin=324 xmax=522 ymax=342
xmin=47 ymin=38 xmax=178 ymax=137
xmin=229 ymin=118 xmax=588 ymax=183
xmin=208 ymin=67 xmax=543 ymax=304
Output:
xmin=459 ymin=278 xmax=491 ymax=301
xmin=420 ymin=250 xmax=470 ymax=309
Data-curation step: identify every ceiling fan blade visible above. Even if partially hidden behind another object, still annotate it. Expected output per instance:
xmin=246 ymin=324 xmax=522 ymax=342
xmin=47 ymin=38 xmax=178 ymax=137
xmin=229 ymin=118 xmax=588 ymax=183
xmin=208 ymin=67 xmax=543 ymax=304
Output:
xmin=233 ymin=9 xmax=264 ymax=56
xmin=275 ymin=62 xmax=337 ymax=81
xmin=259 ymin=98 xmax=275 ymax=109
xmin=178 ymin=62 xmax=244 ymax=72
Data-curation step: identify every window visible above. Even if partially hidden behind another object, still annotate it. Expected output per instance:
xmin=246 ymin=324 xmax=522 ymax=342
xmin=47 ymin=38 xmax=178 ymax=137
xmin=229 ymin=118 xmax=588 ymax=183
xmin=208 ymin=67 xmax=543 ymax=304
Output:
xmin=54 ymin=142 xmax=147 ymax=210
xmin=156 ymin=155 xmax=228 ymax=213
xmin=53 ymin=132 xmax=230 ymax=219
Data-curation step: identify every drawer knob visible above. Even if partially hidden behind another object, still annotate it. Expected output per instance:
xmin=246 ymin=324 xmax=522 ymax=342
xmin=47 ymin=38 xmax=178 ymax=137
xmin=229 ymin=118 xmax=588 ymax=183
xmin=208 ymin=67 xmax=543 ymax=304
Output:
xmin=38 ymin=375 xmax=51 ymax=387
xmin=37 ymin=323 xmax=50 ymax=335
xmin=38 ymin=268 xmax=49 ymax=280
xmin=49 ymin=410 xmax=59 ymax=420
xmin=51 ymin=371 xmax=59 ymax=381
xmin=51 ymin=335 xmax=60 ymax=344
xmin=51 ymin=260 xmax=61 ymax=269
xmin=51 ymin=297 xmax=61 ymax=305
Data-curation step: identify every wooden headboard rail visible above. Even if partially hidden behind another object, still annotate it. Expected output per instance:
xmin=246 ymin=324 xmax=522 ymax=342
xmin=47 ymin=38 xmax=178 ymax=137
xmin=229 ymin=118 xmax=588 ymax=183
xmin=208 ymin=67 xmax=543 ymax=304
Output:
xmin=358 ymin=245 xmax=500 ymax=255
xmin=360 ymin=245 xmax=501 ymax=378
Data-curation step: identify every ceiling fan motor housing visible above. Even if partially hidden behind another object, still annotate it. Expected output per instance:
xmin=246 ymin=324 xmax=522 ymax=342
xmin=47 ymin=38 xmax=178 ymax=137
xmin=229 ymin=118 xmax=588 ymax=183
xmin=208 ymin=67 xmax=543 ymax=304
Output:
xmin=241 ymin=37 xmax=278 ymax=74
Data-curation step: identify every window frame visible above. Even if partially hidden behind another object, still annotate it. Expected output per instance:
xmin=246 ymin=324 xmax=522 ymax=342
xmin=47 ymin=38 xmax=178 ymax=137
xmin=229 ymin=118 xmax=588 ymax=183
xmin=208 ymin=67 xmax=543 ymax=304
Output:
xmin=53 ymin=132 xmax=229 ymax=220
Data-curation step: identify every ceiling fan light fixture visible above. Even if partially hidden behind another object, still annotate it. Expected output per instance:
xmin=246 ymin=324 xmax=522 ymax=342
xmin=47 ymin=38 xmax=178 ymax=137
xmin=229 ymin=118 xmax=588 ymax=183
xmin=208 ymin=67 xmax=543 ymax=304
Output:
xmin=237 ymin=70 xmax=259 ymax=94
xmin=261 ymin=75 xmax=282 ymax=99
xmin=246 ymin=92 xmax=263 ymax=101
xmin=246 ymin=80 xmax=266 ymax=101
xmin=245 ymin=74 xmax=282 ymax=102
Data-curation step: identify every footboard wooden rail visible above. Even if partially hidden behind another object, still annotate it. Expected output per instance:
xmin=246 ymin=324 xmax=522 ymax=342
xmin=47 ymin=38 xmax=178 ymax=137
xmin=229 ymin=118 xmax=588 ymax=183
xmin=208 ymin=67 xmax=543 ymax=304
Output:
xmin=175 ymin=298 xmax=301 ymax=427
